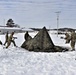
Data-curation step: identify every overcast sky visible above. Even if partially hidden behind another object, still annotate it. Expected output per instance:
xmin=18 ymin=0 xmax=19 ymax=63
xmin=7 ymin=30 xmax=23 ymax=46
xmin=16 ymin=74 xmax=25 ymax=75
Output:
xmin=0 ymin=0 xmax=76 ymax=29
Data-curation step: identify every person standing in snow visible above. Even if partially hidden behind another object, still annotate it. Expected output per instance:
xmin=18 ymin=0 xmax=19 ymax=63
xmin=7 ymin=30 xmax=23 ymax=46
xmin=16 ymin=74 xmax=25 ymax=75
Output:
xmin=6 ymin=32 xmax=17 ymax=48
xmin=70 ymin=30 xmax=76 ymax=50
xmin=4 ymin=31 xmax=8 ymax=45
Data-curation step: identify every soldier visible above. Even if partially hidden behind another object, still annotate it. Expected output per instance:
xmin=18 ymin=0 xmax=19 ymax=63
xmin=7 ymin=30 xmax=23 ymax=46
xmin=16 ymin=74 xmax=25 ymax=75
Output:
xmin=6 ymin=32 xmax=17 ymax=48
xmin=70 ymin=30 xmax=76 ymax=50
xmin=24 ymin=31 xmax=32 ymax=41
xmin=64 ymin=32 xmax=71 ymax=44
xmin=4 ymin=31 xmax=8 ymax=45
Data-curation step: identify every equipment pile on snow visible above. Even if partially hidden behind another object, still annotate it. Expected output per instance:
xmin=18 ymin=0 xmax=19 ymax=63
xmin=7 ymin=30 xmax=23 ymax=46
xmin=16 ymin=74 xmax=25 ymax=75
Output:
xmin=21 ymin=27 xmax=68 ymax=52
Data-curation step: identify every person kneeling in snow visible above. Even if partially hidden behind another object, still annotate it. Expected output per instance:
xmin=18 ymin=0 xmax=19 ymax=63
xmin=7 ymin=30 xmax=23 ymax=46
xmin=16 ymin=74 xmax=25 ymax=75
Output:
xmin=24 ymin=31 xmax=32 ymax=41
xmin=62 ymin=31 xmax=76 ymax=51
xmin=6 ymin=32 xmax=17 ymax=48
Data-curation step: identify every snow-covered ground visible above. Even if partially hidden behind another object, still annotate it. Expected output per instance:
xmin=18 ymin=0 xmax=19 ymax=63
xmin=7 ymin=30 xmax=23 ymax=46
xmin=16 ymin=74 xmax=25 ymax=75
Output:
xmin=0 ymin=32 xmax=76 ymax=75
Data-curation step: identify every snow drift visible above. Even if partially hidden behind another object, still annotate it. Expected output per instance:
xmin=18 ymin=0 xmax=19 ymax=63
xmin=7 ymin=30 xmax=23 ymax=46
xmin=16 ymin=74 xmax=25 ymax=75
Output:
xmin=0 ymin=46 xmax=76 ymax=75
xmin=0 ymin=32 xmax=76 ymax=75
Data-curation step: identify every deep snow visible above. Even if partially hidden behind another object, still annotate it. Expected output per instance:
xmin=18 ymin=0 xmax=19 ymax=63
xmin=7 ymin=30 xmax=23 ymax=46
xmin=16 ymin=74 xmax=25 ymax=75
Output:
xmin=0 ymin=32 xmax=76 ymax=75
